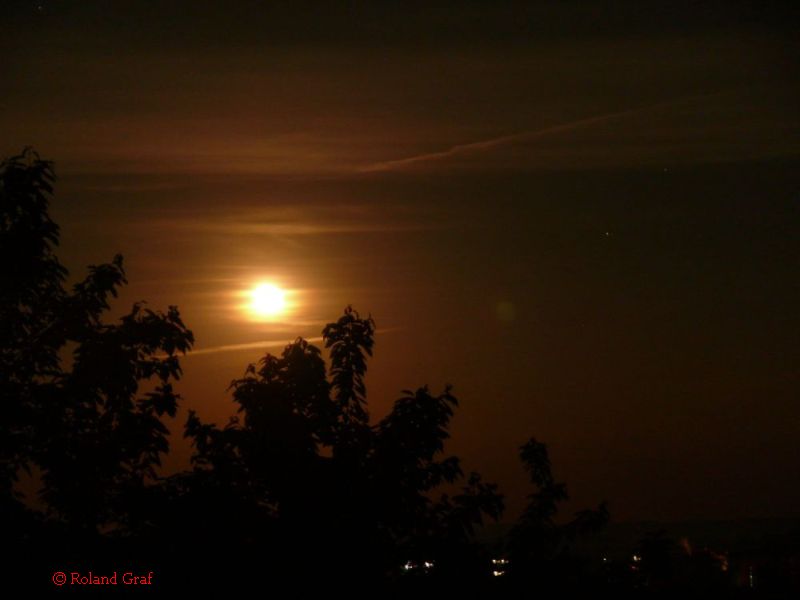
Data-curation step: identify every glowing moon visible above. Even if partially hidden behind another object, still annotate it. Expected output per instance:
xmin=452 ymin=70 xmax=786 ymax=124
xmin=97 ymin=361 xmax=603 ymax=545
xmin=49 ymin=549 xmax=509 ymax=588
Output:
xmin=249 ymin=283 xmax=287 ymax=318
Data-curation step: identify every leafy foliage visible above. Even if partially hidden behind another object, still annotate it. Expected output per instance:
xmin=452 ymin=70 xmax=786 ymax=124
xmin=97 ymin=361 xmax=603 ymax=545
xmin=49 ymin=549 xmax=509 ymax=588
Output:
xmin=0 ymin=149 xmax=194 ymax=535
xmin=1 ymin=149 xmax=610 ymax=592
xmin=323 ymin=305 xmax=375 ymax=429
xmin=179 ymin=309 xmax=506 ymax=575
xmin=509 ymin=437 xmax=609 ymax=578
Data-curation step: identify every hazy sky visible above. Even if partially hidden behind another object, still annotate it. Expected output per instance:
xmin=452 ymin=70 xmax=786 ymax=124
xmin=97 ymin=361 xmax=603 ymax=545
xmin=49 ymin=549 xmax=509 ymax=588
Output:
xmin=3 ymin=1 xmax=799 ymax=522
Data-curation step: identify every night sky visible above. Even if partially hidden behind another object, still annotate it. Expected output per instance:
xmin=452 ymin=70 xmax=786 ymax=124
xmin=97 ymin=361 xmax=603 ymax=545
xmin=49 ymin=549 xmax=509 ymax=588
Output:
xmin=3 ymin=1 xmax=799 ymax=522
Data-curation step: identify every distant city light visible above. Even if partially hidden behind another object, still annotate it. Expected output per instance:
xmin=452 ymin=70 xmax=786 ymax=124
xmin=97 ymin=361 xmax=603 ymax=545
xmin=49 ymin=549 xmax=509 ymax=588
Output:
xmin=402 ymin=560 xmax=435 ymax=574
xmin=491 ymin=557 xmax=509 ymax=577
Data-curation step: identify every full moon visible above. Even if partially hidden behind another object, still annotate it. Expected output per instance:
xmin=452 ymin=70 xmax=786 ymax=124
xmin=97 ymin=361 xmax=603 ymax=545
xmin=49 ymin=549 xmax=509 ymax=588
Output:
xmin=249 ymin=283 xmax=287 ymax=318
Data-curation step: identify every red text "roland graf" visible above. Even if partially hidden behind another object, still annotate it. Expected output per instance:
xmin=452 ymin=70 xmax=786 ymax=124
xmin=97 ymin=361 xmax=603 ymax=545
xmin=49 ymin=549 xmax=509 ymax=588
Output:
xmin=55 ymin=572 xmax=154 ymax=586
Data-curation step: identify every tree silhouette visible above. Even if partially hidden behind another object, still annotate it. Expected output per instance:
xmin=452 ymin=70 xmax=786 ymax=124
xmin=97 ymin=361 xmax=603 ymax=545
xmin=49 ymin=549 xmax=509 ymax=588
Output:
xmin=508 ymin=437 xmax=609 ymax=587
xmin=1 ymin=149 xmax=612 ymax=594
xmin=0 ymin=149 xmax=193 ymax=541
xmin=176 ymin=308 xmax=505 ymax=582
xmin=324 ymin=305 xmax=375 ymax=431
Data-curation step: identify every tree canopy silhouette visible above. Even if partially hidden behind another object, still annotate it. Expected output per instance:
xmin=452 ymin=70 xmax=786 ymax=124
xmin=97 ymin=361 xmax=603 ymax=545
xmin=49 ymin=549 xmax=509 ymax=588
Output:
xmin=0 ymin=148 xmax=194 ymax=540
xmin=169 ymin=307 xmax=505 ymax=580
xmin=1 ymin=149 xmax=610 ymax=594
xmin=507 ymin=437 xmax=609 ymax=587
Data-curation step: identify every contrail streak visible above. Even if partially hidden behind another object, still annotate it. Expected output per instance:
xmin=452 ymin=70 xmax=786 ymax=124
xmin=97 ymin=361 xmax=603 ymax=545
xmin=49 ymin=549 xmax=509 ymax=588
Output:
xmin=165 ymin=327 xmax=402 ymax=359
xmin=359 ymin=93 xmax=722 ymax=173
xmin=183 ymin=336 xmax=325 ymax=357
